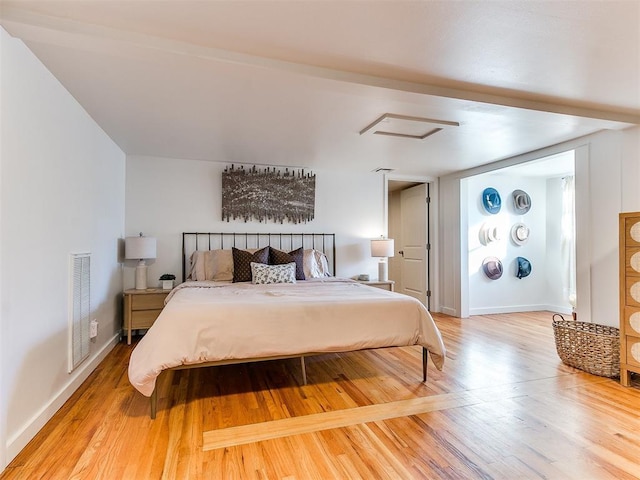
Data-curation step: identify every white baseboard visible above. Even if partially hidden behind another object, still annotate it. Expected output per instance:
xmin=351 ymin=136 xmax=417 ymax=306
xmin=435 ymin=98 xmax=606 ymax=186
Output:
xmin=544 ymin=305 xmax=573 ymax=315
xmin=468 ymin=304 xmax=572 ymax=316
xmin=6 ymin=333 xmax=120 ymax=463
xmin=439 ymin=306 xmax=458 ymax=317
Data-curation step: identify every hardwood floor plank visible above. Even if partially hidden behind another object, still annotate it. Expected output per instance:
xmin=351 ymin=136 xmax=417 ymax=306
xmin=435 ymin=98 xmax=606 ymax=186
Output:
xmin=202 ymin=391 xmax=477 ymax=450
xmin=356 ymin=422 xmax=418 ymax=478
xmin=2 ymin=311 xmax=640 ymax=479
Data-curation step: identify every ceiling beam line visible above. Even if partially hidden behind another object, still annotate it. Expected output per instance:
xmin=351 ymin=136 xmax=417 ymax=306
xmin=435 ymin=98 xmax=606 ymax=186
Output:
xmin=1 ymin=6 xmax=638 ymax=127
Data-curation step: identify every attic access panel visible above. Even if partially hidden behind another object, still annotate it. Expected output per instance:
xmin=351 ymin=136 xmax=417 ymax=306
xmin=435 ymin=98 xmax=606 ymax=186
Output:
xmin=360 ymin=113 xmax=459 ymax=140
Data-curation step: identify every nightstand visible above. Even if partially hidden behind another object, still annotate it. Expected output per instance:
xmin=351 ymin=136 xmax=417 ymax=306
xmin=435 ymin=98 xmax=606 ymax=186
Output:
xmin=357 ymin=280 xmax=395 ymax=292
xmin=123 ymin=289 xmax=170 ymax=345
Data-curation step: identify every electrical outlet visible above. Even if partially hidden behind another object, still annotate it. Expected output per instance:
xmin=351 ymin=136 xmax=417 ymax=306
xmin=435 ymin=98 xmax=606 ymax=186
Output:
xmin=90 ymin=319 xmax=98 ymax=338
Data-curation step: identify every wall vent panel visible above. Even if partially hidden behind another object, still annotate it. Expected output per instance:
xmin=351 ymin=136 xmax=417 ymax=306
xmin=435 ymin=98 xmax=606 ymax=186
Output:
xmin=69 ymin=253 xmax=90 ymax=372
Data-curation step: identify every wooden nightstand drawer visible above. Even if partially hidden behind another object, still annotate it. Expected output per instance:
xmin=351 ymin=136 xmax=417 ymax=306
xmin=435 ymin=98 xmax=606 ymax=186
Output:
xmin=357 ymin=280 xmax=395 ymax=292
xmin=131 ymin=309 xmax=162 ymax=329
xmin=132 ymin=293 xmax=166 ymax=310
xmin=123 ymin=289 xmax=170 ymax=344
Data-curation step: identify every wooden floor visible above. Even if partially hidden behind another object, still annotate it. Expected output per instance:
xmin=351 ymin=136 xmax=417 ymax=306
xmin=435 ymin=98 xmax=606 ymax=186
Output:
xmin=2 ymin=311 xmax=640 ymax=479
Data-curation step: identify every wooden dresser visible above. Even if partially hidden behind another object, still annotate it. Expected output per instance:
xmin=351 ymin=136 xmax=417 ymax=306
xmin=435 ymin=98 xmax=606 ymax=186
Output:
xmin=123 ymin=289 xmax=170 ymax=345
xmin=619 ymin=212 xmax=640 ymax=386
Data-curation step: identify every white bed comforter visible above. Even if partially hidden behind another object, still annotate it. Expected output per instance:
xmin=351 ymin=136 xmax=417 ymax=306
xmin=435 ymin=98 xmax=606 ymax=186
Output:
xmin=128 ymin=278 xmax=446 ymax=396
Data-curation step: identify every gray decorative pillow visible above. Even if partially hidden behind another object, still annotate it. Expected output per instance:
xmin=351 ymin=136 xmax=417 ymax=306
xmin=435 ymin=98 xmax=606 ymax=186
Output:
xmin=251 ymin=262 xmax=297 ymax=285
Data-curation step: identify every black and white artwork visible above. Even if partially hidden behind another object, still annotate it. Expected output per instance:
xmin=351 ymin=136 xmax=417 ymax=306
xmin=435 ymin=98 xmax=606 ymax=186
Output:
xmin=222 ymin=165 xmax=316 ymax=224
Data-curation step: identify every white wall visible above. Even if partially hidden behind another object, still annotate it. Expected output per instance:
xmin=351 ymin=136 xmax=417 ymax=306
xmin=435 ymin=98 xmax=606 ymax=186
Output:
xmin=387 ymin=190 xmax=402 ymax=289
xmin=0 ymin=31 xmax=5 ymax=469
xmin=439 ymin=175 xmax=462 ymax=317
xmin=545 ymin=176 xmax=569 ymax=312
xmin=574 ymin=133 xmax=623 ymax=326
xmin=0 ymin=29 xmax=125 ymax=468
xmin=439 ymin=126 xmax=640 ymax=326
xmin=466 ymin=174 xmax=552 ymax=314
xmin=125 ymin=156 xmax=386 ymax=288
xmin=463 ymin=169 xmax=573 ymax=316
xmin=621 ymin=127 xmax=640 ymax=210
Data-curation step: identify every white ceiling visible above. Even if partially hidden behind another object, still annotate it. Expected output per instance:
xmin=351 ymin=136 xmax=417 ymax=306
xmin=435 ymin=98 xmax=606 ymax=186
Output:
xmin=499 ymin=150 xmax=575 ymax=178
xmin=1 ymin=1 xmax=639 ymax=177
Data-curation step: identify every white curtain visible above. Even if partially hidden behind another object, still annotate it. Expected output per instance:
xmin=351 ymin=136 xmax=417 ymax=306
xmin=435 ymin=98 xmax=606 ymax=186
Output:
xmin=561 ymin=176 xmax=577 ymax=310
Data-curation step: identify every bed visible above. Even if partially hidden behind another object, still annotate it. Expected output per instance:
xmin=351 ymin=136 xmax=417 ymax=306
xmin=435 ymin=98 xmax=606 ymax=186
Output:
xmin=128 ymin=232 xmax=446 ymax=418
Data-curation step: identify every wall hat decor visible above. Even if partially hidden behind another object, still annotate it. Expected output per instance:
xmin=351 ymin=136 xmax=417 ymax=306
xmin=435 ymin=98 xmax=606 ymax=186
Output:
xmin=516 ymin=256 xmax=532 ymax=279
xmin=479 ymin=222 xmax=501 ymax=246
xmin=222 ymin=164 xmax=315 ymax=224
xmin=482 ymin=187 xmax=501 ymax=214
xmin=511 ymin=223 xmax=530 ymax=245
xmin=482 ymin=256 xmax=503 ymax=280
xmin=512 ymin=189 xmax=531 ymax=214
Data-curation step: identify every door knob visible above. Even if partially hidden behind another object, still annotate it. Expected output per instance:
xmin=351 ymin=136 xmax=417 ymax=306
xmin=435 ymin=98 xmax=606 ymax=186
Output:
xmin=398 ymin=250 xmax=404 ymax=257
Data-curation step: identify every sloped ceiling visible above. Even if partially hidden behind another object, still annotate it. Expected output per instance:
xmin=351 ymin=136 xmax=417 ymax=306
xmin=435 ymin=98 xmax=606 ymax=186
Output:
xmin=1 ymin=1 xmax=638 ymax=177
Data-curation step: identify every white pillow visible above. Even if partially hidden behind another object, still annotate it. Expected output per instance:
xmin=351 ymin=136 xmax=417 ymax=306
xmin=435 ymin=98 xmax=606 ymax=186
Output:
xmin=208 ymin=250 xmax=234 ymax=281
xmin=190 ymin=248 xmax=330 ymax=280
xmin=188 ymin=249 xmax=234 ymax=281
xmin=316 ymin=250 xmax=330 ymax=276
xmin=303 ymin=249 xmax=331 ymax=278
xmin=188 ymin=251 xmax=206 ymax=281
xmin=251 ymin=262 xmax=296 ymax=284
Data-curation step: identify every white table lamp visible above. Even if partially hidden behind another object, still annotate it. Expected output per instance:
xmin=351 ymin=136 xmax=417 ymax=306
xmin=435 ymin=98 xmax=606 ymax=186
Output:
xmin=371 ymin=238 xmax=395 ymax=282
xmin=125 ymin=233 xmax=157 ymax=290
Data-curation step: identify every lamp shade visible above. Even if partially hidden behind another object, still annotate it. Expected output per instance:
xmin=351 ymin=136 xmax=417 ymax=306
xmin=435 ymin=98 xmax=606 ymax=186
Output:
xmin=125 ymin=235 xmax=157 ymax=260
xmin=371 ymin=238 xmax=395 ymax=258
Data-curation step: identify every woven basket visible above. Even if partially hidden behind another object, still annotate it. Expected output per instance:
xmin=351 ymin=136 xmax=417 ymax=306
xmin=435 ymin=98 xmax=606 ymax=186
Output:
xmin=552 ymin=314 xmax=620 ymax=378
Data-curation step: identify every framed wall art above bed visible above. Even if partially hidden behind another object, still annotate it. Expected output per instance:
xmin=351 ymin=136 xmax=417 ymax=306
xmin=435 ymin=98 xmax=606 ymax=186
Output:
xmin=221 ymin=165 xmax=316 ymax=224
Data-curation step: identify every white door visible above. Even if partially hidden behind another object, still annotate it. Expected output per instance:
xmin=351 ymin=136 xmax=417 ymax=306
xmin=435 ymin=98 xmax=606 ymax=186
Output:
xmin=400 ymin=184 xmax=428 ymax=306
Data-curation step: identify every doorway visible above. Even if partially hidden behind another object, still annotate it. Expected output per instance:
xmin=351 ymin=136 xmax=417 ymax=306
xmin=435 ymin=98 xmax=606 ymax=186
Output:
xmin=388 ymin=180 xmax=432 ymax=309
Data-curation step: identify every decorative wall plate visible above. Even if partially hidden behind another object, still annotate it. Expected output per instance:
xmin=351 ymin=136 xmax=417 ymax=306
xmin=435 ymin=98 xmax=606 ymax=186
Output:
xmin=516 ymin=256 xmax=532 ymax=279
xmin=479 ymin=223 xmax=500 ymax=246
xmin=512 ymin=189 xmax=531 ymax=214
xmin=482 ymin=256 xmax=503 ymax=280
xmin=511 ymin=223 xmax=530 ymax=245
xmin=482 ymin=187 xmax=501 ymax=214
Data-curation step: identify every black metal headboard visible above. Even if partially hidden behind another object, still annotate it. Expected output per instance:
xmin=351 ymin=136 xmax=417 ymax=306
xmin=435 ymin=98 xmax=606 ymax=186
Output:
xmin=182 ymin=232 xmax=336 ymax=282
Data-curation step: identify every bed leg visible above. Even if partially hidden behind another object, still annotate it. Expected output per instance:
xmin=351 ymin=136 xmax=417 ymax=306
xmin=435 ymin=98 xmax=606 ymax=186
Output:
xmin=422 ymin=347 xmax=428 ymax=382
xmin=150 ymin=387 xmax=157 ymax=419
xmin=300 ymin=357 xmax=307 ymax=385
